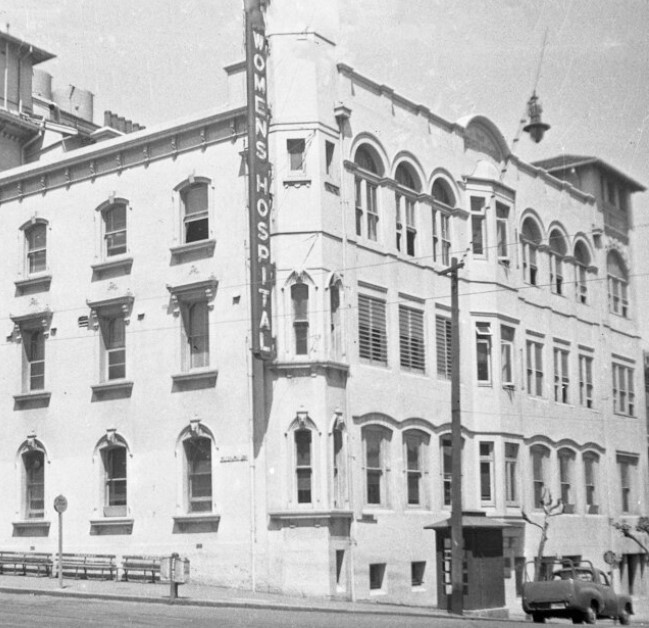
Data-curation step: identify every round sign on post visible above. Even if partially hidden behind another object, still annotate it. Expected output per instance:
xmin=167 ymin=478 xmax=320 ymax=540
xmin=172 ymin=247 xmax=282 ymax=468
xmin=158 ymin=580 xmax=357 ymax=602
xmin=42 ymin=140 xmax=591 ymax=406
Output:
xmin=54 ymin=495 xmax=68 ymax=513
xmin=603 ymin=550 xmax=616 ymax=565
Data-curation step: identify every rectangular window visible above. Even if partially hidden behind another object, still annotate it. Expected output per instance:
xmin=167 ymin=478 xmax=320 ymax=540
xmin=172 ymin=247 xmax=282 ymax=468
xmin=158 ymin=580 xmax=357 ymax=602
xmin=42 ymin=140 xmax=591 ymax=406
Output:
xmin=583 ymin=454 xmax=599 ymax=514
xmin=287 ymin=138 xmax=306 ymax=172
xmin=579 ymin=354 xmax=594 ymax=408
xmin=496 ymin=202 xmax=509 ymax=261
xmin=182 ymin=183 xmax=209 ymax=243
xmin=531 ymin=446 xmax=549 ymax=509
xmin=395 ymin=193 xmax=403 ymax=252
xmin=358 ymin=294 xmax=387 ymax=366
xmin=612 ymin=363 xmax=635 ymax=416
xmin=369 ymin=563 xmax=386 ymax=592
xmin=104 ymin=204 xmax=127 ymax=257
xmin=100 ymin=315 xmax=126 ymax=381
xmin=183 ymin=301 xmax=210 ymax=369
xmin=470 ymin=196 xmax=486 ymax=256
xmin=559 ymin=450 xmax=575 ymax=511
xmin=432 ymin=209 xmax=438 ymax=262
xmin=405 ymin=197 xmax=416 ymax=256
xmin=479 ymin=442 xmax=494 ymax=504
xmin=24 ymin=451 xmax=45 ymax=519
xmin=399 ymin=305 xmax=425 ymax=373
xmin=405 ymin=432 xmax=426 ymax=506
xmin=366 ymin=183 xmax=378 ymax=241
xmin=364 ymin=428 xmax=389 ymax=506
xmin=553 ymin=347 xmax=569 ymax=403
xmin=185 ymin=438 xmax=212 ymax=513
xmin=618 ymin=454 xmax=638 ymax=514
xmin=23 ymin=328 xmax=45 ymax=391
xmin=441 ymin=435 xmax=452 ymax=506
xmin=505 ymin=443 xmax=519 ymax=505
xmin=354 ymin=177 xmax=363 ymax=237
xmin=26 ymin=223 xmax=47 ymax=274
xmin=411 ymin=561 xmax=426 ymax=588
xmin=436 ymin=315 xmax=452 ymax=380
xmin=501 ymin=326 xmax=515 ymax=387
xmin=441 ymin=214 xmax=451 ymax=265
xmin=103 ymin=446 xmax=127 ymax=517
xmin=295 ymin=429 xmax=312 ymax=504
xmin=325 ymin=140 xmax=335 ymax=176
xmin=291 ymin=283 xmax=309 ymax=356
xmin=476 ymin=322 xmax=492 ymax=384
xmin=526 ymin=339 xmax=544 ymax=396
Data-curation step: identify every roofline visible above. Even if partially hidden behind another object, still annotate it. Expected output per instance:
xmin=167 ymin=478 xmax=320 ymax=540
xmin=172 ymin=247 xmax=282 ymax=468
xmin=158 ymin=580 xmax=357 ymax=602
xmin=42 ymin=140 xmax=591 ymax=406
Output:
xmin=0 ymin=31 xmax=56 ymax=65
xmin=534 ymin=156 xmax=646 ymax=193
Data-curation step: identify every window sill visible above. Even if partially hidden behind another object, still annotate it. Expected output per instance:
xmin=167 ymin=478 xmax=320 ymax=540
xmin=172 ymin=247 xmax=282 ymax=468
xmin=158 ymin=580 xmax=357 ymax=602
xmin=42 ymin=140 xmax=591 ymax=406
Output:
xmin=172 ymin=513 xmax=221 ymax=534
xmin=13 ymin=391 xmax=51 ymax=408
xmin=91 ymin=380 xmax=134 ymax=395
xmin=91 ymin=255 xmax=133 ymax=275
xmin=89 ymin=517 xmax=134 ymax=535
xmin=272 ymin=360 xmax=349 ymax=379
xmin=14 ymin=273 xmax=52 ymax=293
xmin=283 ymin=176 xmax=311 ymax=188
xmin=169 ymin=239 xmax=216 ymax=258
xmin=12 ymin=520 xmax=51 ymax=537
xmin=171 ymin=369 xmax=218 ymax=386
xmin=269 ymin=510 xmax=353 ymax=529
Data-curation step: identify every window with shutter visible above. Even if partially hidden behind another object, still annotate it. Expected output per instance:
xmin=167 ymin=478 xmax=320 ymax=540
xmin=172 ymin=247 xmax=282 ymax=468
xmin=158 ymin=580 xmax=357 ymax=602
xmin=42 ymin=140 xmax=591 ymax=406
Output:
xmin=358 ymin=294 xmax=387 ymax=365
xmin=399 ymin=305 xmax=425 ymax=372
xmin=435 ymin=315 xmax=452 ymax=379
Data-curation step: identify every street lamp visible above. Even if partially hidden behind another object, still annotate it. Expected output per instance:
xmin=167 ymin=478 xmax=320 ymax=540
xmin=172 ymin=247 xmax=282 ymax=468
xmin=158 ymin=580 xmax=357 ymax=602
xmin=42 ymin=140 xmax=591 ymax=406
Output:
xmin=523 ymin=92 xmax=550 ymax=144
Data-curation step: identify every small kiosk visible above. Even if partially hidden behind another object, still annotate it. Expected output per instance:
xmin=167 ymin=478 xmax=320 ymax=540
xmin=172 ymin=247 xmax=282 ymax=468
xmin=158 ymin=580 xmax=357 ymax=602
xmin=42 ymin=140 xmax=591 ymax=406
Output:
xmin=425 ymin=511 xmax=507 ymax=612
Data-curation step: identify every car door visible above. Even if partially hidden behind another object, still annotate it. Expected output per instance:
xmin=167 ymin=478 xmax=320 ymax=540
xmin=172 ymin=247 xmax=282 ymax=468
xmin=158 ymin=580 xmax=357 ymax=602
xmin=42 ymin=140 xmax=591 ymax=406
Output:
xmin=596 ymin=570 xmax=617 ymax=616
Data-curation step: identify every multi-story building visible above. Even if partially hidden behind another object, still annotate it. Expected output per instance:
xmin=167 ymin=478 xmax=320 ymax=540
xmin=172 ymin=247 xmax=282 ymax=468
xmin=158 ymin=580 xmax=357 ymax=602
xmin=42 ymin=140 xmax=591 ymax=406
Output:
xmin=0 ymin=5 xmax=646 ymax=611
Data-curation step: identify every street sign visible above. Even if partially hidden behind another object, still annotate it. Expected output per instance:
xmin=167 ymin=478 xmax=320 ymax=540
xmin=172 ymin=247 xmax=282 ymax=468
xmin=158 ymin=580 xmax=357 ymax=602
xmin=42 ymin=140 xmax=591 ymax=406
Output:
xmin=53 ymin=495 xmax=68 ymax=513
xmin=603 ymin=550 xmax=616 ymax=565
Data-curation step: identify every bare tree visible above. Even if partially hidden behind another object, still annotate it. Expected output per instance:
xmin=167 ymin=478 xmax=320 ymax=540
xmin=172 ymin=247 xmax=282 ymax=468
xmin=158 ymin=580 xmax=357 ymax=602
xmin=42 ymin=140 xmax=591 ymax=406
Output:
xmin=522 ymin=488 xmax=564 ymax=580
xmin=611 ymin=517 xmax=649 ymax=557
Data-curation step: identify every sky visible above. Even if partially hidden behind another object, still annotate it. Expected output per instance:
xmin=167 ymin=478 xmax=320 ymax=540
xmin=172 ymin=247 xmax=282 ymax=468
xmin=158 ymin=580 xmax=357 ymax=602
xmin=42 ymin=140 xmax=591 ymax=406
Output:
xmin=1 ymin=0 xmax=648 ymax=195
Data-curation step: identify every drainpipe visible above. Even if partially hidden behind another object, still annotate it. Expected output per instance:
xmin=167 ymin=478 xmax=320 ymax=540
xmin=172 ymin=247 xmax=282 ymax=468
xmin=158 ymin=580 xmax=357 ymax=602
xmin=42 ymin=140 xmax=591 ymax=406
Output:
xmin=3 ymin=38 xmax=8 ymax=109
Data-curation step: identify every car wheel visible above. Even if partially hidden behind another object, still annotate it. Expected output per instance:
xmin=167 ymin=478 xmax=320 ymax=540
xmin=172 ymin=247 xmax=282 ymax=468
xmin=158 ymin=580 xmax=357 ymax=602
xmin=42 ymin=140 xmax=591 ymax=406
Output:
xmin=572 ymin=616 xmax=584 ymax=624
xmin=584 ymin=605 xmax=597 ymax=624
xmin=532 ymin=613 xmax=546 ymax=623
xmin=619 ymin=607 xmax=631 ymax=625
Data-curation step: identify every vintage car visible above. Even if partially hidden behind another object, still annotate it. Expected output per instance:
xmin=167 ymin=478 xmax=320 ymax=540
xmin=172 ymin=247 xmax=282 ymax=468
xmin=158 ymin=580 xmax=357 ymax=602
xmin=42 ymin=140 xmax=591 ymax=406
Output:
xmin=522 ymin=559 xmax=633 ymax=624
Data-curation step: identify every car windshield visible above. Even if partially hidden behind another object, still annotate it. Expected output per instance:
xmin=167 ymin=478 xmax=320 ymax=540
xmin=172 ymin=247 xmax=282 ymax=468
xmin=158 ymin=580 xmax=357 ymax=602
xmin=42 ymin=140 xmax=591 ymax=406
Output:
xmin=552 ymin=569 xmax=593 ymax=582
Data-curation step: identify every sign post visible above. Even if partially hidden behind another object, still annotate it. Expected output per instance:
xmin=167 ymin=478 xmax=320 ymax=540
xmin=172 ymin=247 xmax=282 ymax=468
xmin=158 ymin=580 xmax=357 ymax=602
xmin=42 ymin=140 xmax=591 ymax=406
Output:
xmin=53 ymin=495 xmax=67 ymax=589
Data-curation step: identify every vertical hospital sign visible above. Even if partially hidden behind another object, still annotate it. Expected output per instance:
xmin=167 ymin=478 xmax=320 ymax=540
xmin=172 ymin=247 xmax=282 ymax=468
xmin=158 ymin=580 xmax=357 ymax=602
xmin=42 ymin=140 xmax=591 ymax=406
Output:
xmin=245 ymin=1 xmax=273 ymax=359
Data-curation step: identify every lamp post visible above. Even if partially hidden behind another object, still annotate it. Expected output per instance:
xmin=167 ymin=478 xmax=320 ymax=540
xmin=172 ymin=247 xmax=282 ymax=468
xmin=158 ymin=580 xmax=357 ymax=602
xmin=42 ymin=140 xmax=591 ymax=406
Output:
xmin=438 ymin=257 xmax=465 ymax=615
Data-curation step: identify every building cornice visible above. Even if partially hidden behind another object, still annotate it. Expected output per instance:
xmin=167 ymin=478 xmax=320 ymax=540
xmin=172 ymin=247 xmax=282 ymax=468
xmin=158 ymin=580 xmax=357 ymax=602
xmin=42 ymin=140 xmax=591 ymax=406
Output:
xmin=0 ymin=106 xmax=247 ymax=205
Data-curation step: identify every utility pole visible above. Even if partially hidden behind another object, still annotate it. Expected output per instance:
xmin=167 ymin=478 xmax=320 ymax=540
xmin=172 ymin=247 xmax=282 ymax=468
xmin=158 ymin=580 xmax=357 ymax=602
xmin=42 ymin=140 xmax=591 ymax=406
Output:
xmin=438 ymin=256 xmax=465 ymax=615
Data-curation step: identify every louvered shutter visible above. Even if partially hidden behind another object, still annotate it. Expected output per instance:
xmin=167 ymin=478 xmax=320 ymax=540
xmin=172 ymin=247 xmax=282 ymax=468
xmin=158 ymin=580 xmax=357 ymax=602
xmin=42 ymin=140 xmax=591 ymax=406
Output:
xmin=436 ymin=315 xmax=451 ymax=379
xmin=399 ymin=305 xmax=425 ymax=372
xmin=359 ymin=294 xmax=387 ymax=365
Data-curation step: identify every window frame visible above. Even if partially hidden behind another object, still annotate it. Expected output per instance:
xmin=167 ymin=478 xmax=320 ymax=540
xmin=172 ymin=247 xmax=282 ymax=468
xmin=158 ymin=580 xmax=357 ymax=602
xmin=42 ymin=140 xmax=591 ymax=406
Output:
xmin=102 ymin=201 xmax=128 ymax=258
xmin=578 ymin=353 xmax=594 ymax=409
xmin=530 ymin=444 xmax=550 ymax=510
xmin=479 ymin=441 xmax=495 ymax=506
xmin=583 ymin=452 xmax=599 ymax=514
xmin=612 ymin=362 xmax=635 ymax=416
xmin=495 ymin=202 xmax=510 ymax=263
xmin=470 ymin=196 xmax=487 ymax=258
xmin=558 ymin=448 xmax=576 ymax=512
xmin=526 ymin=338 xmax=544 ymax=397
xmin=500 ymin=326 xmax=515 ymax=388
xmin=435 ymin=315 xmax=452 ymax=380
xmin=475 ymin=322 xmax=492 ymax=385
xmin=174 ymin=176 xmax=213 ymax=249
xmin=102 ymin=444 xmax=128 ymax=517
xmin=12 ymin=313 xmax=52 ymax=394
xmin=504 ymin=442 xmax=519 ymax=506
xmin=24 ymin=221 xmax=48 ymax=275
xmin=287 ymin=137 xmax=306 ymax=174
xmin=607 ymin=251 xmax=629 ymax=318
xmin=363 ymin=425 xmax=391 ymax=508
xmin=23 ymin=449 xmax=45 ymax=520
xmin=617 ymin=453 xmax=639 ymax=514
xmin=553 ymin=346 xmax=570 ymax=404
xmin=403 ymin=430 xmax=429 ymax=508
xmin=291 ymin=282 xmax=310 ymax=356
xmin=353 ymin=146 xmax=382 ymax=242
xmin=184 ymin=436 xmax=213 ymax=513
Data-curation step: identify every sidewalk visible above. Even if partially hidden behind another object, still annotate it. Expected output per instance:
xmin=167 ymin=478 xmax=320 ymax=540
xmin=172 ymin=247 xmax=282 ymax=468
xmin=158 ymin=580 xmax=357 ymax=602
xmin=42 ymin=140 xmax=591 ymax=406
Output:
xmin=2 ymin=573 xmax=649 ymax=624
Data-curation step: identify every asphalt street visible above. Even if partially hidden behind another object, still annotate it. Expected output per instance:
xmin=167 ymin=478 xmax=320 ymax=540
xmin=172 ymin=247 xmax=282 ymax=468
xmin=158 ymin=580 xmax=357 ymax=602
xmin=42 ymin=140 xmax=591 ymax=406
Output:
xmin=0 ymin=593 xmax=527 ymax=628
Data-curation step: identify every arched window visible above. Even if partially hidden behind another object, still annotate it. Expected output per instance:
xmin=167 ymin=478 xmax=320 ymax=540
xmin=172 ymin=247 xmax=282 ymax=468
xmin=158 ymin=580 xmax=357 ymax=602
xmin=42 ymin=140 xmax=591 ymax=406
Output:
xmin=291 ymin=282 xmax=309 ymax=355
xmin=23 ymin=449 xmax=45 ymax=519
xmin=574 ymin=241 xmax=591 ymax=304
xmin=548 ymin=229 xmax=567 ymax=295
xmin=184 ymin=436 xmax=213 ymax=513
xmin=25 ymin=222 xmax=47 ymax=274
xmin=394 ymin=162 xmax=420 ymax=256
xmin=432 ymin=179 xmax=455 ymax=207
xmin=353 ymin=145 xmax=382 ymax=241
xmin=530 ymin=444 xmax=550 ymax=509
xmin=558 ymin=448 xmax=576 ymax=512
xmin=521 ymin=217 xmax=542 ymax=286
xmin=607 ymin=250 xmax=629 ymax=317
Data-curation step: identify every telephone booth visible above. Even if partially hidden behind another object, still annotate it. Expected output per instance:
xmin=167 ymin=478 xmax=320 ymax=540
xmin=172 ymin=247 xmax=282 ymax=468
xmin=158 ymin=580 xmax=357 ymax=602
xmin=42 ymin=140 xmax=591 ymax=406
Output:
xmin=426 ymin=511 xmax=507 ymax=611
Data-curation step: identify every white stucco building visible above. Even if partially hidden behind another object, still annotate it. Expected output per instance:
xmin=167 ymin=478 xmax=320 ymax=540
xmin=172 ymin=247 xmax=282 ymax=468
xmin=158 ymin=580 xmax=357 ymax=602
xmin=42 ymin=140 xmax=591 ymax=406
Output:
xmin=0 ymin=4 xmax=647 ymax=612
